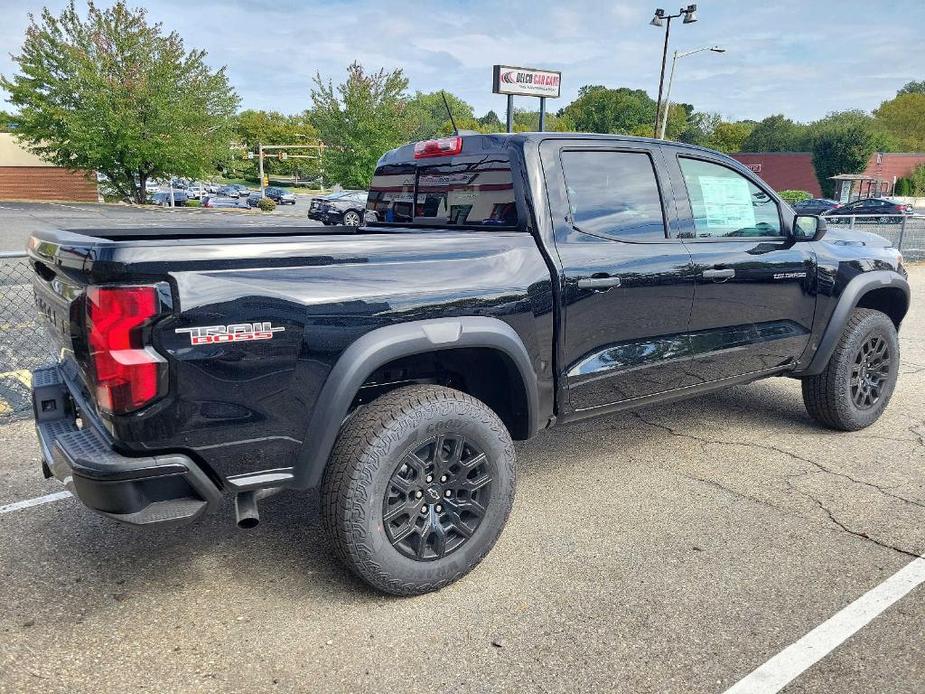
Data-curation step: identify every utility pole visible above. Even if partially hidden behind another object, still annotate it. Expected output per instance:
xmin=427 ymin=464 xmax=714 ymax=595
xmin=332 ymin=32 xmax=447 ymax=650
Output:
xmin=258 ymin=142 xmax=265 ymax=198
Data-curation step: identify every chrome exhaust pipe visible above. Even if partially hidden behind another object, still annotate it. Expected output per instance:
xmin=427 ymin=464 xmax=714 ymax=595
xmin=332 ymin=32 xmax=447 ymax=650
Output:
xmin=235 ymin=490 xmax=259 ymax=529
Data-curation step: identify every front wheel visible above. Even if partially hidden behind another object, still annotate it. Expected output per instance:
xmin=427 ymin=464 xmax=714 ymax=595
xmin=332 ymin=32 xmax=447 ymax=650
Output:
xmin=802 ymin=308 xmax=899 ymax=431
xmin=321 ymin=385 xmax=516 ymax=595
xmin=342 ymin=210 xmax=361 ymax=227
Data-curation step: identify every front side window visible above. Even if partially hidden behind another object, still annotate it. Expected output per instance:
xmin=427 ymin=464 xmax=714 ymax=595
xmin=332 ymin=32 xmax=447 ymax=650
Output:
xmin=560 ymin=150 xmax=667 ymax=241
xmin=679 ymin=157 xmax=782 ymax=238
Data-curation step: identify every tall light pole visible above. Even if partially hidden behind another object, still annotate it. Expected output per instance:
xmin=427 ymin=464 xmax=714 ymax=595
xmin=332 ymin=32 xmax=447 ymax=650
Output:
xmin=658 ymin=45 xmax=725 ymax=140
xmin=650 ymin=4 xmax=698 ymax=138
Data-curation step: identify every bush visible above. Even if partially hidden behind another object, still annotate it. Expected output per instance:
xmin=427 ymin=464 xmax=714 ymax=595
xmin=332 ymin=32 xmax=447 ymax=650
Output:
xmin=894 ymin=178 xmax=913 ymax=196
xmin=778 ymin=190 xmax=813 ymax=205
xmin=257 ymin=197 xmax=276 ymax=212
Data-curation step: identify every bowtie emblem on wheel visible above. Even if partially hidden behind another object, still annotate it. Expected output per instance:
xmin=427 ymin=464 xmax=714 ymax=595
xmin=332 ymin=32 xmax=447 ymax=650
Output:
xmin=175 ymin=322 xmax=284 ymax=345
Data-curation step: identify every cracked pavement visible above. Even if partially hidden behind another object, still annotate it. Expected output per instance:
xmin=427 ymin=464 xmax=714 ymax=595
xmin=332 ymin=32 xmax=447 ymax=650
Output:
xmin=2 ymin=264 xmax=924 ymax=692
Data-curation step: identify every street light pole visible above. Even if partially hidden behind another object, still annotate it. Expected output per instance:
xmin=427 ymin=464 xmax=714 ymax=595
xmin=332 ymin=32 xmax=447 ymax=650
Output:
xmin=658 ymin=45 xmax=725 ymax=140
xmin=650 ymin=5 xmax=698 ymax=138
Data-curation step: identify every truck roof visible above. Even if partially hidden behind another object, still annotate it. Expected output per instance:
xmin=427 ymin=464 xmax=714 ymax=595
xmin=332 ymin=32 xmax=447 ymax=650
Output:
xmin=376 ymin=131 xmax=722 ymax=166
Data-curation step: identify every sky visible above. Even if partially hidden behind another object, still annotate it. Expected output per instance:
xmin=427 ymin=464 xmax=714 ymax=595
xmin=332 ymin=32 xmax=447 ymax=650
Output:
xmin=1 ymin=0 xmax=924 ymax=123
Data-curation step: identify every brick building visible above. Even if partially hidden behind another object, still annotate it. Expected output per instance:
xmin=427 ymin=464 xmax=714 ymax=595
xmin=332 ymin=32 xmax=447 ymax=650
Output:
xmin=731 ymin=151 xmax=925 ymax=201
xmin=0 ymin=133 xmax=98 ymax=202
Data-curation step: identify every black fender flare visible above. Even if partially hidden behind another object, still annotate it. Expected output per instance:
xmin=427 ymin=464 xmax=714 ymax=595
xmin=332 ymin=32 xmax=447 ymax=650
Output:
xmin=293 ymin=317 xmax=540 ymax=489
xmin=800 ymin=270 xmax=909 ymax=376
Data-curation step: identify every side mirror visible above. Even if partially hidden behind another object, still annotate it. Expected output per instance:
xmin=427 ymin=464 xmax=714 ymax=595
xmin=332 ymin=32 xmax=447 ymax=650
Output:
xmin=793 ymin=214 xmax=827 ymax=242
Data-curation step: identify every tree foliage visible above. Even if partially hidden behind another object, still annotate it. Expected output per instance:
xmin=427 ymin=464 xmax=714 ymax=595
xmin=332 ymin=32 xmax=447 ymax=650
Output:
xmin=810 ymin=111 xmax=879 ymax=198
xmin=0 ymin=1 xmax=239 ymax=202
xmin=233 ymin=109 xmax=318 ymax=180
xmin=741 ymin=114 xmax=810 ymax=152
xmin=705 ymin=120 xmax=755 ymax=153
xmin=405 ymin=91 xmax=474 ymax=140
xmin=874 ymin=93 xmax=925 ymax=152
xmin=897 ymin=81 xmax=925 ymax=96
xmin=309 ymin=61 xmax=409 ymax=189
xmin=558 ymin=86 xmax=657 ymax=136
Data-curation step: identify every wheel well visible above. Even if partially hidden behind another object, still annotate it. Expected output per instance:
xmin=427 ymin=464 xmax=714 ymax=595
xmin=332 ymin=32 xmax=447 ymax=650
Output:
xmin=351 ymin=348 xmax=531 ymax=440
xmin=856 ymin=287 xmax=908 ymax=328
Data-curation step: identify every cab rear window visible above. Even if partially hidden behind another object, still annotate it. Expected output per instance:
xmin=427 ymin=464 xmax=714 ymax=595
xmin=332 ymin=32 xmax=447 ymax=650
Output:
xmin=367 ymin=156 xmax=518 ymax=227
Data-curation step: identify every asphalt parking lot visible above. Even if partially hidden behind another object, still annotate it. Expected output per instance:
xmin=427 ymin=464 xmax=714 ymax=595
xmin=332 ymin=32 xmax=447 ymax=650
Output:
xmin=0 ymin=198 xmax=320 ymax=252
xmin=0 ymin=205 xmax=923 ymax=693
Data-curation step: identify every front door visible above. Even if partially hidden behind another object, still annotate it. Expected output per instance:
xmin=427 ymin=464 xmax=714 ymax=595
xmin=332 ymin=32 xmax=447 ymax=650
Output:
xmin=541 ymin=141 xmax=694 ymax=414
xmin=665 ymin=153 xmax=817 ymax=383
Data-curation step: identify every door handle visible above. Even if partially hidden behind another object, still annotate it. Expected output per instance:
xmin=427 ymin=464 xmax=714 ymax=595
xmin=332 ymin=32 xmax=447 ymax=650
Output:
xmin=702 ymin=268 xmax=735 ymax=281
xmin=577 ymin=275 xmax=622 ymax=290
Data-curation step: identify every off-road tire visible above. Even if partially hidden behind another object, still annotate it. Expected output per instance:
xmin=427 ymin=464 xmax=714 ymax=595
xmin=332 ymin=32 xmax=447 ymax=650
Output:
xmin=802 ymin=308 xmax=899 ymax=431
xmin=321 ymin=385 xmax=516 ymax=596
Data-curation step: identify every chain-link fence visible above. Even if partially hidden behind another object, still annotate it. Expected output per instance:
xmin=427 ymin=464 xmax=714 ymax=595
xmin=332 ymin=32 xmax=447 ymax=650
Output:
xmin=0 ymin=252 xmax=54 ymax=420
xmin=0 ymin=216 xmax=923 ymax=421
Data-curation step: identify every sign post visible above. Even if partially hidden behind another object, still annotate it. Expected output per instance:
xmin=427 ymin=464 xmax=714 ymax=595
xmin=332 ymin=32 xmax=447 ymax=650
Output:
xmin=492 ymin=65 xmax=561 ymax=133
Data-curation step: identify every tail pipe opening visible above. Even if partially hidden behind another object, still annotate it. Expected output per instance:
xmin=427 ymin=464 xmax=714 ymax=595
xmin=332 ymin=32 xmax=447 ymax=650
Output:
xmin=234 ymin=487 xmax=283 ymax=529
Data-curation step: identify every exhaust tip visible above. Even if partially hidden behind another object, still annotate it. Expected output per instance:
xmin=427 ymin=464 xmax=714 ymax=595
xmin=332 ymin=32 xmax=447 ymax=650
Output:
xmin=237 ymin=515 xmax=259 ymax=530
xmin=234 ymin=490 xmax=259 ymax=529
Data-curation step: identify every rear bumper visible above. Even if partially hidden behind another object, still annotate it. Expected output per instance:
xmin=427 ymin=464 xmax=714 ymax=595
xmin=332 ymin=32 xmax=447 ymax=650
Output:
xmin=32 ymin=364 xmax=221 ymax=527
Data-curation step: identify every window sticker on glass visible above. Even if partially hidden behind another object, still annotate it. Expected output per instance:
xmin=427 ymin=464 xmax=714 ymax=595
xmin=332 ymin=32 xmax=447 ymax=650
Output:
xmin=696 ymin=175 xmax=756 ymax=230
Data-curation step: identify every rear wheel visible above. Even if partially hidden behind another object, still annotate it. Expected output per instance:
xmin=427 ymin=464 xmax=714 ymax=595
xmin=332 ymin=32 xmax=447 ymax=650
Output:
xmin=343 ymin=210 xmax=361 ymax=227
xmin=321 ymin=385 xmax=515 ymax=595
xmin=802 ymin=308 xmax=899 ymax=431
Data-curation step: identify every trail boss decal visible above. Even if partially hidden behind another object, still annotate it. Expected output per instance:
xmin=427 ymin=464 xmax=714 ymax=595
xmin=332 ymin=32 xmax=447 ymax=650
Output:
xmin=175 ymin=322 xmax=285 ymax=345
xmin=773 ymin=272 xmax=807 ymax=280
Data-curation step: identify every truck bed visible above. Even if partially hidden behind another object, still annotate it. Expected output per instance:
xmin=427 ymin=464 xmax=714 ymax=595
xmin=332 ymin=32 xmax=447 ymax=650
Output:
xmin=61 ymin=225 xmax=360 ymax=241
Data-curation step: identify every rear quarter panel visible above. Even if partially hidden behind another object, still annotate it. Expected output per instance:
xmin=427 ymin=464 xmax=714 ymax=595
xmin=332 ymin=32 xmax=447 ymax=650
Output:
xmin=111 ymin=231 xmax=554 ymax=483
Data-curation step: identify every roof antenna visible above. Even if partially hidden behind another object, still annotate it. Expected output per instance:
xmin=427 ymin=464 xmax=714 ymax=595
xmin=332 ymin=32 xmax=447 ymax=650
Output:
xmin=441 ymin=90 xmax=459 ymax=135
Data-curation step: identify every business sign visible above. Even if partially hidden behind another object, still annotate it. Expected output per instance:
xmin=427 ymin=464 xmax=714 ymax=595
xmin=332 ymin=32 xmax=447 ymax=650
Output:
xmin=492 ymin=65 xmax=561 ymax=99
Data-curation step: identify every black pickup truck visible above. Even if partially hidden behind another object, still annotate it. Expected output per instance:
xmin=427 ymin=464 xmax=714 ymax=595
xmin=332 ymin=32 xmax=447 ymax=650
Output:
xmin=29 ymin=133 xmax=909 ymax=595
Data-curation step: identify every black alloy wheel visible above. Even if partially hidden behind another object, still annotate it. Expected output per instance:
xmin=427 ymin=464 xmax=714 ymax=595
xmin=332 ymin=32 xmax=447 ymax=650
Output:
xmin=382 ymin=434 xmax=493 ymax=561
xmin=850 ymin=334 xmax=891 ymax=410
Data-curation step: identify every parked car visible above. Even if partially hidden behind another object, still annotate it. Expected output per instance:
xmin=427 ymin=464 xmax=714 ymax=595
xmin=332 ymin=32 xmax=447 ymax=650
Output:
xmin=202 ymin=195 xmax=249 ymax=209
xmin=318 ymin=191 xmax=368 ymax=226
xmin=28 ymin=133 xmax=908 ymax=596
xmin=245 ymin=192 xmax=263 ymax=208
xmin=792 ymin=198 xmax=841 ymax=215
xmin=216 ymin=185 xmax=242 ymax=198
xmin=231 ymin=184 xmax=253 ymax=196
xmin=264 ymin=186 xmax=297 ymax=205
xmin=185 ymin=183 xmax=207 ymax=200
xmin=205 ymin=182 xmax=221 ymax=194
xmin=147 ymin=191 xmax=189 ymax=207
xmin=307 ymin=190 xmax=364 ymax=221
xmin=823 ymin=197 xmax=913 ymax=223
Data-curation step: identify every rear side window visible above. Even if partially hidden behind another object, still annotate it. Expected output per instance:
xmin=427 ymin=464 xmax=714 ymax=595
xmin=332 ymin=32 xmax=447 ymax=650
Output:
xmin=560 ymin=150 xmax=667 ymax=242
xmin=679 ymin=157 xmax=782 ymax=239
xmin=367 ymin=156 xmax=518 ymax=227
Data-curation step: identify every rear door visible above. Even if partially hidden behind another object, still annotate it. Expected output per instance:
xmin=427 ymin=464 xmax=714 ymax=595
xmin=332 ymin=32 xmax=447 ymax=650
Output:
xmin=541 ymin=140 xmax=694 ymax=413
xmin=665 ymin=152 xmax=817 ymax=382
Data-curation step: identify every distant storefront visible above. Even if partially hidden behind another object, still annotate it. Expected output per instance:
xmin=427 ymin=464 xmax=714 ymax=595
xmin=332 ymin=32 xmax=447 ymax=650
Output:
xmin=731 ymin=151 xmax=925 ymax=200
xmin=0 ymin=133 xmax=98 ymax=202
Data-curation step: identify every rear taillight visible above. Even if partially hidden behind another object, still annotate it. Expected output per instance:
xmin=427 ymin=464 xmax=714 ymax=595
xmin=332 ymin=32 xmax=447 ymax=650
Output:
xmin=414 ymin=136 xmax=463 ymax=159
xmin=86 ymin=285 xmax=165 ymax=414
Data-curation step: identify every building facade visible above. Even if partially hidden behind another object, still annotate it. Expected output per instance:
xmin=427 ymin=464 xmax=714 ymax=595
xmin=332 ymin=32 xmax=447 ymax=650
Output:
xmin=0 ymin=133 xmax=98 ymax=202
xmin=731 ymin=151 xmax=925 ymax=201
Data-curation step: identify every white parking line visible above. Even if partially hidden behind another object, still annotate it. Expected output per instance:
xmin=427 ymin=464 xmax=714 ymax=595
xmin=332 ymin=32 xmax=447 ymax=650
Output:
xmin=0 ymin=490 xmax=72 ymax=515
xmin=724 ymin=557 xmax=925 ymax=694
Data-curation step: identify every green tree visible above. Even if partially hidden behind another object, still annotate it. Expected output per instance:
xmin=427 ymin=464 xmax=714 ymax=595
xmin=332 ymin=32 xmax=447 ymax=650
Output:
xmin=405 ymin=91 xmax=474 ymax=140
xmin=233 ymin=110 xmax=319 ymax=180
xmin=741 ymin=114 xmax=810 ymax=152
xmin=0 ymin=111 xmax=13 ymax=132
xmin=874 ymin=93 xmax=925 ymax=151
xmin=0 ymin=1 xmax=239 ymax=202
xmin=309 ymin=61 xmax=409 ymax=189
xmin=909 ymin=164 xmax=925 ymax=196
xmin=897 ymin=81 xmax=925 ymax=96
xmin=558 ymin=85 xmax=658 ymax=135
xmin=810 ymin=111 xmax=879 ymax=198
xmin=705 ymin=120 xmax=755 ymax=153
xmin=477 ymin=110 xmax=503 ymax=131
